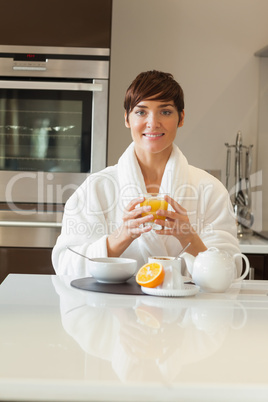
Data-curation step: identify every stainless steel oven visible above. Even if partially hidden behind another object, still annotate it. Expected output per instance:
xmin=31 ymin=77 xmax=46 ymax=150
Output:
xmin=0 ymin=45 xmax=110 ymax=282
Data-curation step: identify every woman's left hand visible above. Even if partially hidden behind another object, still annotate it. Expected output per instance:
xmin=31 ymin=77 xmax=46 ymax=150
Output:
xmin=154 ymin=195 xmax=207 ymax=256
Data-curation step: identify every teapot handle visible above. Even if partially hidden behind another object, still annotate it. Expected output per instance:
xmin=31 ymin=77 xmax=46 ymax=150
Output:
xmin=230 ymin=301 xmax=248 ymax=330
xmin=233 ymin=253 xmax=250 ymax=282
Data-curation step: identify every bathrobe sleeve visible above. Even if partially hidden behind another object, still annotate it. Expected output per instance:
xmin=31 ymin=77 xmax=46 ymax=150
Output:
xmin=52 ymin=167 xmax=121 ymax=276
xmin=188 ymin=167 xmax=239 ymax=254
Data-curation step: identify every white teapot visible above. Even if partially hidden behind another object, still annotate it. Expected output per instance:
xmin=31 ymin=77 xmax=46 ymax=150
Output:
xmin=181 ymin=247 xmax=250 ymax=293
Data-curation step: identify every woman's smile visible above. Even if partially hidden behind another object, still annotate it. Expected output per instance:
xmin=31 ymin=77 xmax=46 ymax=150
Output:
xmin=143 ymin=132 xmax=165 ymax=139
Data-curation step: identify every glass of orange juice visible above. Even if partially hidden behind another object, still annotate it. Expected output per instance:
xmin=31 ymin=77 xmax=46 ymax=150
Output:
xmin=140 ymin=193 xmax=168 ymax=228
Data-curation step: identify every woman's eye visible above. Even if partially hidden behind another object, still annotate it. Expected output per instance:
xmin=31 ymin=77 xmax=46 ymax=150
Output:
xmin=162 ymin=110 xmax=172 ymax=115
xmin=135 ymin=110 xmax=146 ymax=116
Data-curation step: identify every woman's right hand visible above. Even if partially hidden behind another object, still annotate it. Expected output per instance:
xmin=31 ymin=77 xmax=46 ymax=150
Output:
xmin=107 ymin=197 xmax=154 ymax=257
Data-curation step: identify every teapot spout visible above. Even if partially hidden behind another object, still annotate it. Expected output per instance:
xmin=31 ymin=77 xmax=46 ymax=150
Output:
xmin=180 ymin=252 xmax=195 ymax=276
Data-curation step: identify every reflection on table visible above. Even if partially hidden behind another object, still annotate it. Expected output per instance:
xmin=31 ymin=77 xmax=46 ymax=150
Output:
xmin=52 ymin=276 xmax=248 ymax=383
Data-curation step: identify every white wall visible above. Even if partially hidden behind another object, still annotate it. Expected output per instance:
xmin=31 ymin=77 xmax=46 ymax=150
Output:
xmin=257 ymin=58 xmax=268 ymax=229
xmin=108 ymin=0 xmax=268 ymax=228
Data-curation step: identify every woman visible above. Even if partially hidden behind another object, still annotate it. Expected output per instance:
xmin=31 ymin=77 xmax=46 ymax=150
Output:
xmin=52 ymin=70 xmax=240 ymax=275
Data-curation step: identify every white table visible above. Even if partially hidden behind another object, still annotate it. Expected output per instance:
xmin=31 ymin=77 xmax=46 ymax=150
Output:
xmin=0 ymin=274 xmax=268 ymax=402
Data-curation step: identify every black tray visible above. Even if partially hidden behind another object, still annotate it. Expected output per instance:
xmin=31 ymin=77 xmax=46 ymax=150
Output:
xmin=71 ymin=276 xmax=145 ymax=295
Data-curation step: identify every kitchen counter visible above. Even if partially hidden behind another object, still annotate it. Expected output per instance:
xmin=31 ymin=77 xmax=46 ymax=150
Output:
xmin=0 ymin=274 xmax=268 ymax=401
xmin=239 ymin=234 xmax=268 ymax=254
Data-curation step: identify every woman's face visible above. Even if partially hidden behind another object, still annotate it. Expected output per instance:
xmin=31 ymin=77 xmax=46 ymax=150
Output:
xmin=125 ymin=99 xmax=184 ymax=158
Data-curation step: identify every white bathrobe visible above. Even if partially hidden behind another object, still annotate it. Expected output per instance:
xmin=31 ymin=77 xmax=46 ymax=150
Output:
xmin=52 ymin=142 xmax=240 ymax=276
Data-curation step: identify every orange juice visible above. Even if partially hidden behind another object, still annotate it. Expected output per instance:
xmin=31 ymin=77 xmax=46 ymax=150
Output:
xmin=141 ymin=194 xmax=168 ymax=221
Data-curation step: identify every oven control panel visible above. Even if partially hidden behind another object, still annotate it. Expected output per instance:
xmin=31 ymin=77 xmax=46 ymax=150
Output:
xmin=13 ymin=61 xmax=47 ymax=71
xmin=13 ymin=53 xmax=47 ymax=71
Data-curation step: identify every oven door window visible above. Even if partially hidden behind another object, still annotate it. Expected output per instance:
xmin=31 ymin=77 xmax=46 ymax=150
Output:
xmin=0 ymin=88 xmax=92 ymax=173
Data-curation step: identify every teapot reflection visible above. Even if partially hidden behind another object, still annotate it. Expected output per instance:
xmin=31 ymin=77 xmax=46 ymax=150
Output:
xmin=52 ymin=276 xmax=247 ymax=383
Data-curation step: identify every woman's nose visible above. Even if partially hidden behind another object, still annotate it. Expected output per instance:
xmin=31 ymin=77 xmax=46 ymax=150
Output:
xmin=146 ymin=113 xmax=160 ymax=128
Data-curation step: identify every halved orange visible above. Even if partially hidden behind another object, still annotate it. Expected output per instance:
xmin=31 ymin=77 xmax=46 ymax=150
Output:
xmin=136 ymin=262 xmax=165 ymax=288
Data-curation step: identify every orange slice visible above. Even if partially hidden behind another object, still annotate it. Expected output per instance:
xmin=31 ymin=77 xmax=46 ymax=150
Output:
xmin=136 ymin=262 xmax=165 ymax=288
xmin=135 ymin=305 xmax=162 ymax=328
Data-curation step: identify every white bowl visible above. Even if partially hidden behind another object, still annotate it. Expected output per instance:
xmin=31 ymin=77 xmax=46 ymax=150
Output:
xmin=86 ymin=257 xmax=138 ymax=284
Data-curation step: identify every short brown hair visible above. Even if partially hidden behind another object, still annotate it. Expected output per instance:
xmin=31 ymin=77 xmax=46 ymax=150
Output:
xmin=124 ymin=70 xmax=184 ymax=122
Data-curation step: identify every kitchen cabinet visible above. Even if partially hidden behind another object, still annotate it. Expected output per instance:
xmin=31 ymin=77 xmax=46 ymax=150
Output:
xmin=0 ymin=203 xmax=61 ymax=284
xmin=0 ymin=247 xmax=55 ymax=284
xmin=239 ymin=235 xmax=268 ymax=279
xmin=0 ymin=0 xmax=112 ymax=48
xmin=244 ymin=253 xmax=268 ymax=280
